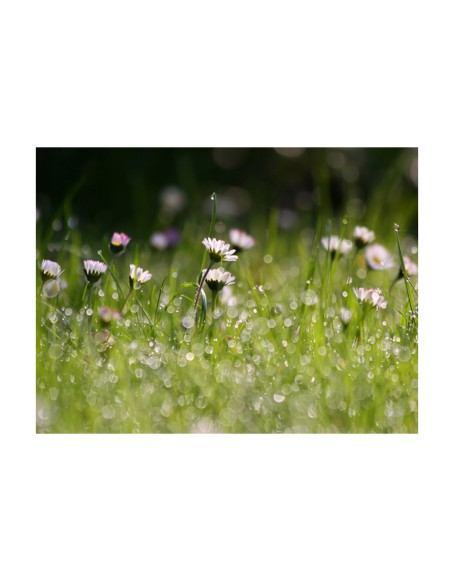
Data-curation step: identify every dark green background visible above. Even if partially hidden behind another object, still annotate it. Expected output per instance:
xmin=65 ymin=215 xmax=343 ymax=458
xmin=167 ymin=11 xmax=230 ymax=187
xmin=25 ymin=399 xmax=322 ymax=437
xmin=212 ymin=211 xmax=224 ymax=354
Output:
xmin=36 ymin=147 xmax=418 ymax=242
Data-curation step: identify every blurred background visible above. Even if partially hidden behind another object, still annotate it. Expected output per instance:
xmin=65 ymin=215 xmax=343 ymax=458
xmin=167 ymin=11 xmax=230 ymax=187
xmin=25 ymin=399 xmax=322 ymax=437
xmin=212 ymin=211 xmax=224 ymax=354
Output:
xmin=36 ymin=147 xmax=418 ymax=244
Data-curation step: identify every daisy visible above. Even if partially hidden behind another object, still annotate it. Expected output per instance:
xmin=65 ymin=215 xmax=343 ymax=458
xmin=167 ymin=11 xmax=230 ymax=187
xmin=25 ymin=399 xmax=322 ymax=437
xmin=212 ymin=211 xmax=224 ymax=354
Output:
xmin=340 ymin=307 xmax=352 ymax=324
xmin=202 ymin=237 xmax=238 ymax=263
xmin=149 ymin=228 xmax=180 ymax=251
xmin=370 ymin=291 xmax=388 ymax=309
xmin=129 ymin=264 xmax=152 ymax=288
xmin=321 ymin=235 xmax=353 ymax=257
xmin=403 ymin=255 xmax=418 ymax=277
xmin=40 ymin=259 xmax=62 ymax=281
xmin=365 ymin=244 xmax=395 ymax=270
xmin=352 ymin=226 xmax=375 ymax=249
xmin=83 ymin=260 xmax=107 ymax=283
xmin=149 ymin=232 xmax=168 ymax=251
xmin=98 ymin=306 xmax=122 ymax=324
xmin=353 ymin=287 xmax=387 ymax=309
xmin=203 ymin=267 xmax=236 ymax=292
xmin=353 ymin=287 xmax=372 ymax=302
xmin=229 ymin=228 xmax=256 ymax=252
xmin=110 ymin=232 xmax=131 ymax=255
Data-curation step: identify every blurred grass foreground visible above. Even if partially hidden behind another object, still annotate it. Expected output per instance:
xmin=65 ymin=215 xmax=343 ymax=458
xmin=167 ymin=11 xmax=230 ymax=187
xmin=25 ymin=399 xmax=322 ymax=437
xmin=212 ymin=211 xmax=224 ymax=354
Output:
xmin=36 ymin=148 xmax=418 ymax=433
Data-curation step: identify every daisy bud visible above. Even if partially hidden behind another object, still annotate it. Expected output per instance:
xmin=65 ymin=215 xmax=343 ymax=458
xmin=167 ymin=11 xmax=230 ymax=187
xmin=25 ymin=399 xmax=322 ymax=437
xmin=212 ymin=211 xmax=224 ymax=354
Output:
xmin=83 ymin=260 xmax=108 ymax=283
xmin=40 ymin=259 xmax=62 ymax=282
xmin=110 ymin=232 xmax=131 ymax=255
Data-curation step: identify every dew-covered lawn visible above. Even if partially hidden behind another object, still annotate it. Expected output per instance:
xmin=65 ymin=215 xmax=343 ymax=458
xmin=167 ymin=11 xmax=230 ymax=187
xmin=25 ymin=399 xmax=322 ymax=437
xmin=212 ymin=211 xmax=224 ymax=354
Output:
xmin=36 ymin=201 xmax=418 ymax=433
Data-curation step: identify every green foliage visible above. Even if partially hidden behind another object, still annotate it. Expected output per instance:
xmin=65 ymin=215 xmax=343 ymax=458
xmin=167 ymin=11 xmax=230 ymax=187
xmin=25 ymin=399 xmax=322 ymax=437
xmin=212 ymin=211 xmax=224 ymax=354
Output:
xmin=36 ymin=214 xmax=418 ymax=433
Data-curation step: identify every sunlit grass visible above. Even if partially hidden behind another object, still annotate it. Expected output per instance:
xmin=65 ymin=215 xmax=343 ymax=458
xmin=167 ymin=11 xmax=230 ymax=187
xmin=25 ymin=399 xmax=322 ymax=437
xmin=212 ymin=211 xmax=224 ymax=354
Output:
xmin=36 ymin=197 xmax=418 ymax=433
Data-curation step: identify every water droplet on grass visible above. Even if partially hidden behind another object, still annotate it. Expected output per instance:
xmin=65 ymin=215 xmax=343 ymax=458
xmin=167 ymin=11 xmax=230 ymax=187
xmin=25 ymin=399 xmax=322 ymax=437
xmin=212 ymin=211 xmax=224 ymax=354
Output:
xmin=102 ymin=405 xmax=115 ymax=419
xmin=182 ymin=316 xmax=195 ymax=329
xmin=43 ymin=280 xmax=61 ymax=298
xmin=49 ymin=344 xmax=63 ymax=359
xmin=398 ymin=347 xmax=411 ymax=362
xmin=48 ymin=312 xmax=58 ymax=324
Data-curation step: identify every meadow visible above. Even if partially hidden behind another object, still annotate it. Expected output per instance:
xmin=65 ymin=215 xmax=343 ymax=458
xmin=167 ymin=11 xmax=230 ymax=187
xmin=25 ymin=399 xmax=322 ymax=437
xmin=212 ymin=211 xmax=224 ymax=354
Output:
xmin=36 ymin=183 xmax=418 ymax=433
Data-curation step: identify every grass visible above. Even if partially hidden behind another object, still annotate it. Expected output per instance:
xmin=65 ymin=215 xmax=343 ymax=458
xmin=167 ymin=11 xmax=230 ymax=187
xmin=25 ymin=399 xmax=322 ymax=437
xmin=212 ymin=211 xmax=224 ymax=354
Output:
xmin=36 ymin=195 xmax=418 ymax=433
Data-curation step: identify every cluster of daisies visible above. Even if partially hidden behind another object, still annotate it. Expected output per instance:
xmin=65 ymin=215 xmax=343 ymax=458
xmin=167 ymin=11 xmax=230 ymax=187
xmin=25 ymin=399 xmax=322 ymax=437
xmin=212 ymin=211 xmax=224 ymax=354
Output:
xmin=39 ymin=228 xmax=257 ymax=309
xmin=39 ymin=223 xmax=417 ymax=320
xmin=321 ymin=225 xmax=418 ymax=311
xmin=321 ymin=225 xmax=397 ymax=268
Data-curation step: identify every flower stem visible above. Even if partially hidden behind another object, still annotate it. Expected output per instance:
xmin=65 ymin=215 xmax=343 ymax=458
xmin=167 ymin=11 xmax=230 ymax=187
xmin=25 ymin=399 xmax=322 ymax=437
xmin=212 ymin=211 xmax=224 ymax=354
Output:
xmin=81 ymin=281 xmax=89 ymax=306
xmin=194 ymin=260 xmax=214 ymax=311
xmin=135 ymin=295 xmax=154 ymax=329
xmin=121 ymin=288 xmax=133 ymax=313
xmin=98 ymin=250 xmax=124 ymax=304
xmin=394 ymin=225 xmax=415 ymax=315
xmin=211 ymin=289 xmax=219 ymax=316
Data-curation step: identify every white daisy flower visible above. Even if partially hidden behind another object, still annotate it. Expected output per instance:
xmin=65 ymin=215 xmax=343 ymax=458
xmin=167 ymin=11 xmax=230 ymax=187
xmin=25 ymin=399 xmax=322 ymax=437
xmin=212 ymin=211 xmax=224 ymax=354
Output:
xmin=353 ymin=287 xmax=372 ymax=302
xmin=229 ymin=228 xmax=256 ymax=252
xmin=403 ymin=255 xmax=418 ymax=277
xmin=149 ymin=232 xmax=168 ymax=251
xmin=365 ymin=244 xmax=395 ymax=270
xmin=129 ymin=264 xmax=152 ymax=288
xmin=98 ymin=306 xmax=122 ymax=324
xmin=321 ymin=235 xmax=353 ymax=256
xmin=340 ymin=307 xmax=352 ymax=324
xmin=202 ymin=237 xmax=238 ymax=263
xmin=353 ymin=287 xmax=387 ymax=309
xmin=41 ymin=259 xmax=62 ymax=281
xmin=203 ymin=267 xmax=236 ymax=292
xmin=352 ymin=226 xmax=375 ymax=248
xmin=370 ymin=291 xmax=387 ymax=309
xmin=83 ymin=260 xmax=107 ymax=283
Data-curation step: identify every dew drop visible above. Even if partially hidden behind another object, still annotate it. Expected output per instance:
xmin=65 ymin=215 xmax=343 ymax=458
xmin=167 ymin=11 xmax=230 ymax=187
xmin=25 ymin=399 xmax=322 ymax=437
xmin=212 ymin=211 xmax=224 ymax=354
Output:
xmin=102 ymin=405 xmax=115 ymax=420
xmin=48 ymin=312 xmax=58 ymax=324
xmin=43 ymin=280 xmax=61 ymax=298
xmin=49 ymin=344 xmax=63 ymax=360
xmin=182 ymin=316 xmax=195 ymax=329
